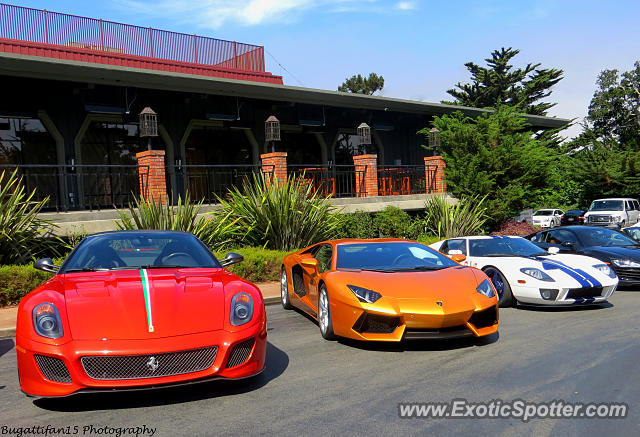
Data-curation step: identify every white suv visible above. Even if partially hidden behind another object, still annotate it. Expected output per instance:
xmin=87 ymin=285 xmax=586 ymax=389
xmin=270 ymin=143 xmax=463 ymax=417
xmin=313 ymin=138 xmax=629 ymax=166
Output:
xmin=584 ymin=198 xmax=640 ymax=229
xmin=532 ymin=209 xmax=563 ymax=228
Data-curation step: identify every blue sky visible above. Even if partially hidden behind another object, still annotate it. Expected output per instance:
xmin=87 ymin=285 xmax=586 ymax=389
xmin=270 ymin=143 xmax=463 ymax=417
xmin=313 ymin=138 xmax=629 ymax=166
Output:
xmin=17 ymin=0 xmax=640 ymax=138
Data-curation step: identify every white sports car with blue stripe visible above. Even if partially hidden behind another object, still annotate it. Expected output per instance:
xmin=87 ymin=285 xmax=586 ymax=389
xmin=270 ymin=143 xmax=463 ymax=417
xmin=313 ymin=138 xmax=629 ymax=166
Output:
xmin=430 ymin=236 xmax=618 ymax=307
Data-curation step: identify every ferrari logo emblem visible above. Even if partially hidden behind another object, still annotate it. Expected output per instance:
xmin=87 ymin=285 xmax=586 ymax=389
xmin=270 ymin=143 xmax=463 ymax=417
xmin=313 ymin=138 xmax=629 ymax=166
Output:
xmin=146 ymin=356 xmax=159 ymax=372
xmin=436 ymin=301 xmax=443 ymax=307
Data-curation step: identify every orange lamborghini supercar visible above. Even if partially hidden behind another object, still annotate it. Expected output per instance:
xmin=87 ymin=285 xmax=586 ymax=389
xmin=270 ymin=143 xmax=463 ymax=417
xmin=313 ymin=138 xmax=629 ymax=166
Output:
xmin=281 ymin=239 xmax=499 ymax=341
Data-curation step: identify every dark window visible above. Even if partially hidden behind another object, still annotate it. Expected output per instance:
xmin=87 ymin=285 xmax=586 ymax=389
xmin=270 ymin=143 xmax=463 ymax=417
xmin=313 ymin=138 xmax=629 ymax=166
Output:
xmin=314 ymin=245 xmax=333 ymax=273
xmin=547 ymin=229 xmax=578 ymax=245
xmin=443 ymin=239 xmax=467 ymax=255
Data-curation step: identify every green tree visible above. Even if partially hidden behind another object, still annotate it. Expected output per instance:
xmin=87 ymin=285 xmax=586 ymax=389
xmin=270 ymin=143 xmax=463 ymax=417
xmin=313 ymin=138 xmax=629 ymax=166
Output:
xmin=445 ymin=47 xmax=563 ymax=116
xmin=338 ymin=73 xmax=384 ymax=95
xmin=561 ymin=62 xmax=640 ymax=204
xmin=420 ymin=107 xmax=557 ymax=226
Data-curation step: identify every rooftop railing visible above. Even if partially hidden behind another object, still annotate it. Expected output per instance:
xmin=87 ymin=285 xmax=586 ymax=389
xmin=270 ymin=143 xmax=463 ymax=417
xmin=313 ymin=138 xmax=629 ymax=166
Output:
xmin=0 ymin=3 xmax=266 ymax=72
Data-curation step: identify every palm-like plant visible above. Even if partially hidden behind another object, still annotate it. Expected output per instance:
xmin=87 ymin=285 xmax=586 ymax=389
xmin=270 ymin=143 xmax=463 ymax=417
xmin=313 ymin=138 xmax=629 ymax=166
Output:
xmin=115 ymin=192 xmax=235 ymax=250
xmin=423 ymin=195 xmax=488 ymax=239
xmin=0 ymin=169 xmax=61 ymax=264
xmin=216 ymin=173 xmax=343 ymax=251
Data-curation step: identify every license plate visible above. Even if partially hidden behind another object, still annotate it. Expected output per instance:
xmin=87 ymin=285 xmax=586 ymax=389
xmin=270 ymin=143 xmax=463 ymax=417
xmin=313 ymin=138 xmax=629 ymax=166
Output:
xmin=568 ymin=218 xmax=574 ymax=221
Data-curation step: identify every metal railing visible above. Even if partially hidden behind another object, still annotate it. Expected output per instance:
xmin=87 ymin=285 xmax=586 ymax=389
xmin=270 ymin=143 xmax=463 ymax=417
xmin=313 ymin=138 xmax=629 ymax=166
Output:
xmin=0 ymin=164 xmax=147 ymax=211
xmin=288 ymin=165 xmax=366 ymax=198
xmin=0 ymin=3 xmax=265 ymax=71
xmin=168 ymin=164 xmax=268 ymax=204
xmin=378 ymin=165 xmax=438 ymax=196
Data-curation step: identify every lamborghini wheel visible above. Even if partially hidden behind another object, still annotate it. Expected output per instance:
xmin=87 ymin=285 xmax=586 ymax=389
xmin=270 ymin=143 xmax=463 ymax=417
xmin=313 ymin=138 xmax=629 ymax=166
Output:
xmin=484 ymin=267 xmax=515 ymax=308
xmin=318 ymin=284 xmax=336 ymax=340
xmin=281 ymin=267 xmax=293 ymax=310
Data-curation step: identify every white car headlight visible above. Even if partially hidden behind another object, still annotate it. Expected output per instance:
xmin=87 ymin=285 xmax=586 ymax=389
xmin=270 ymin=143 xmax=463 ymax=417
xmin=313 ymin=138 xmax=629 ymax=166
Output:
xmin=33 ymin=303 xmax=63 ymax=339
xmin=520 ymin=268 xmax=554 ymax=282
xmin=347 ymin=285 xmax=382 ymax=303
xmin=593 ymin=264 xmax=617 ymax=278
xmin=611 ymin=259 xmax=640 ymax=268
xmin=476 ymin=279 xmax=495 ymax=298
xmin=230 ymin=293 xmax=254 ymax=326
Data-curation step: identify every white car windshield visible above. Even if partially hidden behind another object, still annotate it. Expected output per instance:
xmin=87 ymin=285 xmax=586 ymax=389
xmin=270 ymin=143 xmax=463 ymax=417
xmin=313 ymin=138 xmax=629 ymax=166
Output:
xmin=533 ymin=210 xmax=553 ymax=216
xmin=589 ymin=200 xmax=624 ymax=211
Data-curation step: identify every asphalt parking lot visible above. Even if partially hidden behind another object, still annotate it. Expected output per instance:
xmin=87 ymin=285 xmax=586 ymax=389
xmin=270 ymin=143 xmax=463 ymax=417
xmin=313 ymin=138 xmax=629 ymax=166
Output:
xmin=1 ymin=291 xmax=639 ymax=436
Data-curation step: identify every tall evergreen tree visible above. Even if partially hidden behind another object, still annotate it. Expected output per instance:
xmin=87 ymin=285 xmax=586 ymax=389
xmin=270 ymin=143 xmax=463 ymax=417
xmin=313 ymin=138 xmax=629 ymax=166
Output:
xmin=445 ymin=47 xmax=563 ymax=116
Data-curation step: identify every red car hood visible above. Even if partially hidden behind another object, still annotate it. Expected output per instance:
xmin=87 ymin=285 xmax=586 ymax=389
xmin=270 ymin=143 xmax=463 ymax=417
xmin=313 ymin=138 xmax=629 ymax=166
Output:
xmin=62 ymin=268 xmax=226 ymax=340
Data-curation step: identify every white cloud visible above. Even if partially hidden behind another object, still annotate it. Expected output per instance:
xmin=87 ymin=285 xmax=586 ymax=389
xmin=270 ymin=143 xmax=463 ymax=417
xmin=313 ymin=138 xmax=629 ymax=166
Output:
xmin=115 ymin=0 xmax=383 ymax=29
xmin=396 ymin=1 xmax=417 ymax=10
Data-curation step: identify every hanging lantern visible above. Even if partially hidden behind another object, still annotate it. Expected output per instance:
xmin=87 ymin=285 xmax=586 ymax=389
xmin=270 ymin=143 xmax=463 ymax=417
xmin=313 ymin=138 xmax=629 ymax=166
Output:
xmin=357 ymin=122 xmax=371 ymax=146
xmin=139 ymin=107 xmax=158 ymax=138
xmin=265 ymin=115 xmax=281 ymax=142
xmin=428 ymin=127 xmax=440 ymax=151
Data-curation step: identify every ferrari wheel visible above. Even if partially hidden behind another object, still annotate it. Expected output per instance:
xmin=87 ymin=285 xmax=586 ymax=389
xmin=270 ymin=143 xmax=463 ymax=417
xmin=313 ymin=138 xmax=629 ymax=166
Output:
xmin=318 ymin=284 xmax=336 ymax=340
xmin=484 ymin=267 xmax=515 ymax=308
xmin=281 ymin=267 xmax=293 ymax=310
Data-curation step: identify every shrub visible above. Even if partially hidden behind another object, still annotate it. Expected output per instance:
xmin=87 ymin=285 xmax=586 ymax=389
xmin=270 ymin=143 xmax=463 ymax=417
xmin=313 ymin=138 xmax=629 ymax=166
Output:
xmin=336 ymin=211 xmax=377 ymax=239
xmin=115 ymin=192 xmax=235 ymax=250
xmin=0 ymin=265 xmax=53 ymax=306
xmin=491 ymin=221 xmax=540 ymax=236
xmin=0 ymin=169 xmax=64 ymax=265
xmin=373 ymin=206 xmax=417 ymax=239
xmin=423 ymin=195 xmax=488 ymax=239
xmin=217 ymin=173 xmax=343 ymax=251
xmin=215 ymin=247 xmax=288 ymax=283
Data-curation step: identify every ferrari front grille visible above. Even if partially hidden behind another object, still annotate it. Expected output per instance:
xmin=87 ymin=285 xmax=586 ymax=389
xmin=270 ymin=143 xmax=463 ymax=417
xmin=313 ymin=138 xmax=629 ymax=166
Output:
xmin=34 ymin=355 xmax=72 ymax=383
xmin=226 ymin=338 xmax=255 ymax=368
xmin=566 ymin=287 xmax=603 ymax=299
xmin=468 ymin=306 xmax=498 ymax=329
xmin=81 ymin=346 xmax=218 ymax=380
xmin=352 ymin=313 xmax=401 ymax=334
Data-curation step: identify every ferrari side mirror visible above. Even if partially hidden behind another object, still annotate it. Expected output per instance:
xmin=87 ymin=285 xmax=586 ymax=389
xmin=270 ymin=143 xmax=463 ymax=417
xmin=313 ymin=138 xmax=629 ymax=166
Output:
xmin=221 ymin=252 xmax=244 ymax=267
xmin=33 ymin=258 xmax=59 ymax=273
xmin=547 ymin=247 xmax=560 ymax=254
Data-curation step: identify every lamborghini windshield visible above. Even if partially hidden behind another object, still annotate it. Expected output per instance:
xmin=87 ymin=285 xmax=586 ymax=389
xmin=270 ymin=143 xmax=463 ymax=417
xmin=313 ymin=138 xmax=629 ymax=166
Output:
xmin=336 ymin=242 xmax=458 ymax=272
xmin=60 ymin=231 xmax=221 ymax=273
xmin=469 ymin=238 xmax=547 ymax=257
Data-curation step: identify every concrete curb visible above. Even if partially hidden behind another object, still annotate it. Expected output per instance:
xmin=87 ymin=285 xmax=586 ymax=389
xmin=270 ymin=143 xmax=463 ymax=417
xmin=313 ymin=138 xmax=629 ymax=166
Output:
xmin=0 ymin=298 xmax=282 ymax=338
xmin=0 ymin=327 xmax=15 ymax=339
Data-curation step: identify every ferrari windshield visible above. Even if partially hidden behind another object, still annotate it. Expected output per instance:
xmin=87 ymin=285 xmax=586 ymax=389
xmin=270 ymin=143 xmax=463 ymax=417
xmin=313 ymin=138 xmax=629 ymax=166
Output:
xmin=336 ymin=242 xmax=458 ymax=272
xmin=574 ymin=227 xmax=638 ymax=247
xmin=469 ymin=238 xmax=547 ymax=257
xmin=61 ymin=231 xmax=221 ymax=273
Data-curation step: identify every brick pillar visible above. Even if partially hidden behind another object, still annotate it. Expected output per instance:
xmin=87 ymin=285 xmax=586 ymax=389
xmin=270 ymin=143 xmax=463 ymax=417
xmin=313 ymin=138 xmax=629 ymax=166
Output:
xmin=260 ymin=152 xmax=287 ymax=185
xmin=353 ymin=154 xmax=378 ymax=197
xmin=136 ymin=150 xmax=168 ymax=204
xmin=424 ymin=155 xmax=446 ymax=193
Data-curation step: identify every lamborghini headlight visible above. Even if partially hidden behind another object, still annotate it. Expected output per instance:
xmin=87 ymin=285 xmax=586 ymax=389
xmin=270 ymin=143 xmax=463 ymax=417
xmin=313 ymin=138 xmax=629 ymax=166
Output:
xmin=476 ymin=279 xmax=495 ymax=298
xmin=520 ymin=268 xmax=554 ymax=282
xmin=611 ymin=259 xmax=640 ymax=268
xmin=33 ymin=303 xmax=63 ymax=339
xmin=593 ymin=264 xmax=617 ymax=278
xmin=230 ymin=293 xmax=254 ymax=326
xmin=347 ymin=285 xmax=382 ymax=303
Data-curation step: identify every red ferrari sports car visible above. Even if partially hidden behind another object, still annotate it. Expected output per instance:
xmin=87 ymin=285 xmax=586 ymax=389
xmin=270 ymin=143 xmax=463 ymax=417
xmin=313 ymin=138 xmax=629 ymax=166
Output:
xmin=16 ymin=230 xmax=266 ymax=397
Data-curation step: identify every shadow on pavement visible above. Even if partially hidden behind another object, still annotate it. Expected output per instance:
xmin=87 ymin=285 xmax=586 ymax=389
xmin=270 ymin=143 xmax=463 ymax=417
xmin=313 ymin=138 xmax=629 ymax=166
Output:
xmin=0 ymin=338 xmax=15 ymax=358
xmin=516 ymin=302 xmax=614 ymax=312
xmin=34 ymin=341 xmax=288 ymax=412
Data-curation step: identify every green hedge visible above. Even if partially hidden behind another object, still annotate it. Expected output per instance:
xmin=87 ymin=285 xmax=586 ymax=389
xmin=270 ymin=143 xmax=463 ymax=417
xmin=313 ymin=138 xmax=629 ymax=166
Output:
xmin=0 ymin=265 xmax=53 ymax=307
xmin=214 ymin=247 xmax=287 ymax=283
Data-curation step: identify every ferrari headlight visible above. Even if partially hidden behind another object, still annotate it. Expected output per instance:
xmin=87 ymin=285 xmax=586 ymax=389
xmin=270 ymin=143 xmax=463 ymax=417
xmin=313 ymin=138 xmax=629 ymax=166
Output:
xmin=611 ymin=259 xmax=640 ymax=268
xmin=347 ymin=285 xmax=381 ymax=303
xmin=593 ymin=264 xmax=617 ymax=278
xmin=230 ymin=293 xmax=254 ymax=326
xmin=476 ymin=279 xmax=495 ymax=298
xmin=32 ymin=303 xmax=63 ymax=339
xmin=520 ymin=268 xmax=554 ymax=282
